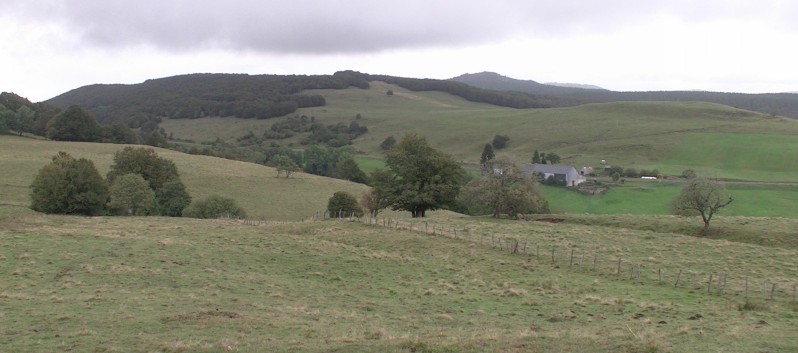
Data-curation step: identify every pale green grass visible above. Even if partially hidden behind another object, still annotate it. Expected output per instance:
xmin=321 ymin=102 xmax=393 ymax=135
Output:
xmin=2 ymin=208 xmax=797 ymax=352
xmin=353 ymin=155 xmax=386 ymax=175
xmin=0 ymin=135 xmax=368 ymax=220
xmin=662 ymin=133 xmax=798 ymax=182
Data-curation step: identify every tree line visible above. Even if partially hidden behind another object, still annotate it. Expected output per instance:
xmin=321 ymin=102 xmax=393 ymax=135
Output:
xmin=29 ymin=147 xmax=245 ymax=219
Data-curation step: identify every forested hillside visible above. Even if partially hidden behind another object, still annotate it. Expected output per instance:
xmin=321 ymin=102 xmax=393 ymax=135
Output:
xmin=45 ymin=72 xmax=370 ymax=125
xmin=45 ymin=71 xmax=564 ymax=126
xmin=452 ymin=72 xmax=798 ymax=118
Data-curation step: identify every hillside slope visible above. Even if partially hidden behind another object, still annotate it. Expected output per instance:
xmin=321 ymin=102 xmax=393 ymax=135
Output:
xmin=272 ymin=82 xmax=797 ymax=182
xmin=452 ymin=72 xmax=798 ymax=119
xmin=0 ymin=135 xmax=367 ymax=220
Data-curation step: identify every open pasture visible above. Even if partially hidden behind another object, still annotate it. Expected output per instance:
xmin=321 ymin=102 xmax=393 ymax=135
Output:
xmin=2 ymin=207 xmax=797 ymax=352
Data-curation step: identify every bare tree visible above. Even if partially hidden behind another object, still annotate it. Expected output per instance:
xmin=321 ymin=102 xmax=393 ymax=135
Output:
xmin=671 ymin=177 xmax=734 ymax=234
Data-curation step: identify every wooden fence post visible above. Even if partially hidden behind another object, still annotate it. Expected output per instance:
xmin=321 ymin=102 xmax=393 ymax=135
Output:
xmin=770 ymin=283 xmax=777 ymax=300
xmin=569 ymin=249 xmax=574 ymax=266
xmin=674 ymin=269 xmax=682 ymax=287
xmin=551 ymin=246 xmax=557 ymax=263
xmin=617 ymin=258 xmax=622 ymax=275
xmin=744 ymin=277 xmax=749 ymax=298
xmin=592 ymin=254 xmax=597 ymax=272
xmin=707 ymin=273 xmax=714 ymax=294
xmin=763 ymin=280 xmax=769 ymax=299
xmin=636 ymin=264 xmax=641 ymax=283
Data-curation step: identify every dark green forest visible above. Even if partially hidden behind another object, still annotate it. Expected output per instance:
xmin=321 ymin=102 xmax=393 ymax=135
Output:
xmin=45 ymin=73 xmax=371 ymax=124
xmin=44 ymin=71 xmax=570 ymax=126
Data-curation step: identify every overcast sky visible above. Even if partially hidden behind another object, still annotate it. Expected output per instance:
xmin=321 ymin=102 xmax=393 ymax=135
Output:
xmin=2 ymin=0 xmax=797 ymax=101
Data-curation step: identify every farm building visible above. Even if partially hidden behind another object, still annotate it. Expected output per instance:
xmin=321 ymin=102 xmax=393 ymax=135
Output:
xmin=522 ymin=163 xmax=586 ymax=187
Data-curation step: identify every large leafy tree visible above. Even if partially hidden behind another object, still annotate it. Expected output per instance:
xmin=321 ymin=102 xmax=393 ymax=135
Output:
xmin=379 ymin=133 xmax=464 ymax=218
xmin=30 ymin=152 xmax=109 ymax=215
xmin=671 ymin=177 xmax=734 ymax=234
xmin=47 ymin=105 xmax=102 ymax=142
xmin=546 ymin=152 xmax=562 ymax=165
xmin=155 ymin=180 xmax=192 ymax=217
xmin=460 ymin=156 xmax=549 ymax=218
xmin=107 ymin=147 xmax=179 ymax=191
xmin=107 ymin=147 xmax=190 ymax=216
xmin=108 ymin=173 xmax=158 ymax=216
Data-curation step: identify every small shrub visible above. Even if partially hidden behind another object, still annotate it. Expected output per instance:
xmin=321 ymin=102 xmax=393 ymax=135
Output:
xmin=327 ymin=191 xmax=363 ymax=217
xmin=183 ymin=195 xmax=247 ymax=219
xmin=738 ymin=300 xmax=770 ymax=312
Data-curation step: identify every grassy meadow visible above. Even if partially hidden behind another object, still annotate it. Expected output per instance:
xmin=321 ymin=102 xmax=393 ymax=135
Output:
xmin=0 ymin=136 xmax=367 ymax=220
xmin=2 ymin=205 xmax=798 ymax=353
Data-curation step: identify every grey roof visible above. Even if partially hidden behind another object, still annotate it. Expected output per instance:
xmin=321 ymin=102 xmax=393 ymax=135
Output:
xmin=521 ymin=163 xmax=577 ymax=175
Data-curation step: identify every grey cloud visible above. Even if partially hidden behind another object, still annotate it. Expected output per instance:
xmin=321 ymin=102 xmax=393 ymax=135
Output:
xmin=5 ymin=0 xmax=797 ymax=54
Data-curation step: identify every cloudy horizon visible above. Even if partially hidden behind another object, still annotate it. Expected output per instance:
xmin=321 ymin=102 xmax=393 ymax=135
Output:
xmin=3 ymin=0 xmax=797 ymax=101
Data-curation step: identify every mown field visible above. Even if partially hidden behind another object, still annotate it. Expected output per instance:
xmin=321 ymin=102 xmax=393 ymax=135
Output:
xmin=2 ymin=205 xmax=797 ymax=353
xmin=0 ymin=136 xmax=367 ymax=220
xmin=160 ymin=81 xmax=798 ymax=183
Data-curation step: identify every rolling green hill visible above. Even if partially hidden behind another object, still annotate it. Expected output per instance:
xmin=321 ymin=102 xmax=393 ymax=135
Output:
xmin=0 ymin=135 xmax=367 ymax=220
xmin=452 ymin=71 xmax=798 ymax=119
xmin=162 ymin=81 xmax=798 ymax=183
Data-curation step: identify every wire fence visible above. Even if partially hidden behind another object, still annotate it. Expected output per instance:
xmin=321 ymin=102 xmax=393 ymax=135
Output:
xmin=304 ymin=210 xmax=798 ymax=305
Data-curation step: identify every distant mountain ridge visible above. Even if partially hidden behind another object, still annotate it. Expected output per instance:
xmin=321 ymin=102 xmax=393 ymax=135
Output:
xmin=41 ymin=71 xmax=798 ymax=124
xmin=544 ymin=82 xmax=606 ymax=90
xmin=451 ymin=72 xmax=798 ymax=118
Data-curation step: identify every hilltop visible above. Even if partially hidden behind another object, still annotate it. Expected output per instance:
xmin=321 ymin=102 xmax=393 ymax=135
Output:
xmin=451 ymin=72 xmax=798 ymax=119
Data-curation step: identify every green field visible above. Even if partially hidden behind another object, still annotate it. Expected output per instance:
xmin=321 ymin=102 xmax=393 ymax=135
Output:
xmin=542 ymin=180 xmax=798 ymax=219
xmin=160 ymin=81 xmax=798 ymax=183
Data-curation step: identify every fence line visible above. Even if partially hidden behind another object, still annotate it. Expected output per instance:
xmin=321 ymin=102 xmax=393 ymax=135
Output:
xmin=311 ymin=210 xmax=798 ymax=305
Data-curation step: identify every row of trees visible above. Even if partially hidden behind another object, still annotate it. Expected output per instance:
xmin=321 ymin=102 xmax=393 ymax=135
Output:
xmin=0 ymin=94 xmax=169 ymax=147
xmin=329 ymin=134 xmax=550 ymax=219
